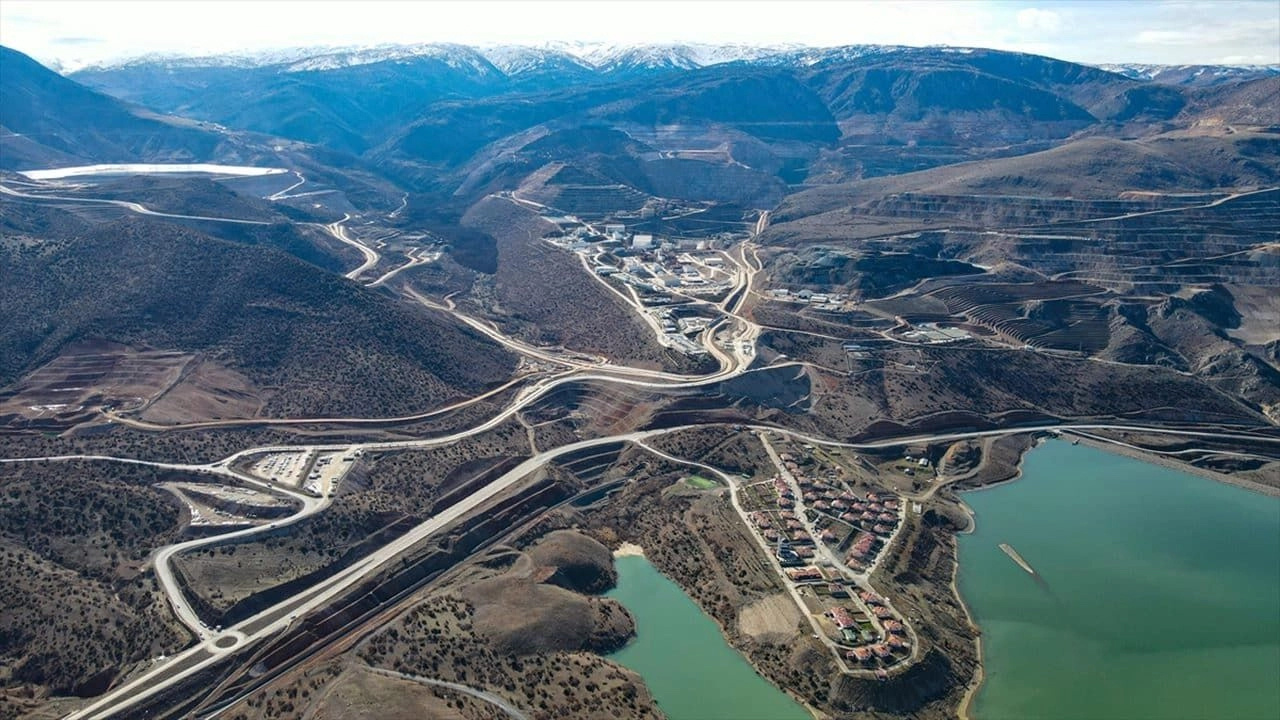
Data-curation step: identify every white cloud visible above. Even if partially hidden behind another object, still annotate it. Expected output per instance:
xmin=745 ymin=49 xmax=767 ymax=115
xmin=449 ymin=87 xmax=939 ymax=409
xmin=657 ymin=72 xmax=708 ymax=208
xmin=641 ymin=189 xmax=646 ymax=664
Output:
xmin=1016 ymin=8 xmax=1062 ymax=34
xmin=1134 ymin=30 xmax=1198 ymax=45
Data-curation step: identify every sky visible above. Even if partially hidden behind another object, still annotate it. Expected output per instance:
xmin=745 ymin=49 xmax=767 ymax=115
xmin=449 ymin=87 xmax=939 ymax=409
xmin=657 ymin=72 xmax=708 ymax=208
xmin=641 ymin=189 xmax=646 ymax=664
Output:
xmin=2 ymin=0 xmax=1277 ymax=71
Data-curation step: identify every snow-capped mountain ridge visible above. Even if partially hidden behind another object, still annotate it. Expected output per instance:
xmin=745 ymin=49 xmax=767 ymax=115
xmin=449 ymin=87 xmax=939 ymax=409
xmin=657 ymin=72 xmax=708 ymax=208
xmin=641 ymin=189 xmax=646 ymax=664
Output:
xmin=1096 ymin=62 xmax=1280 ymax=86
xmin=279 ymin=43 xmax=499 ymax=75
xmin=74 ymin=43 xmax=1280 ymax=82
xmin=76 ymin=42 xmax=891 ymax=77
xmin=478 ymin=45 xmax=595 ymax=76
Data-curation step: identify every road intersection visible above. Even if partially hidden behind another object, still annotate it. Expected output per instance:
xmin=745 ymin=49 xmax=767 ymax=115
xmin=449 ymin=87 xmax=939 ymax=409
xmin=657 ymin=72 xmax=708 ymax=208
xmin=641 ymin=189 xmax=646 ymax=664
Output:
xmin=3 ymin=176 xmax=1277 ymax=719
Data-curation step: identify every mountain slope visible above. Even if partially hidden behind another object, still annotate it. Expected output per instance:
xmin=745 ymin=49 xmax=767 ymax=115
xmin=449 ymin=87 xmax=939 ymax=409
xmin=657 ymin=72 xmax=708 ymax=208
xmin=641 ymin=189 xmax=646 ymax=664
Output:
xmin=73 ymin=47 xmax=513 ymax=154
xmin=67 ymin=42 xmax=1280 ymax=185
xmin=773 ymin=131 xmax=1280 ymax=223
xmin=0 ymin=45 xmax=233 ymax=170
xmin=0 ymin=203 xmax=518 ymax=417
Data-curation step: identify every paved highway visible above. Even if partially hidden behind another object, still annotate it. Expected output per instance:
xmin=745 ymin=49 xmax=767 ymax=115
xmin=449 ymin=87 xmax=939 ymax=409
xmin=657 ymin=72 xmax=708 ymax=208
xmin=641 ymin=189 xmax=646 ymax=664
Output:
xmin=13 ymin=413 xmax=1274 ymax=719
xmin=7 ymin=178 xmax=1277 ymax=718
xmin=0 ymin=453 xmax=328 ymax=640
xmin=59 ymin=427 xmax=697 ymax=720
xmin=98 ymin=373 xmax=537 ymax=431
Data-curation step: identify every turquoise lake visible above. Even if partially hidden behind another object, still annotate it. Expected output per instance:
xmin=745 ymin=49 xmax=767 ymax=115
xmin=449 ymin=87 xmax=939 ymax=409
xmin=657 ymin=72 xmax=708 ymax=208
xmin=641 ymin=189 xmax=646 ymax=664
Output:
xmin=606 ymin=554 xmax=810 ymax=720
xmin=958 ymin=439 xmax=1280 ymax=720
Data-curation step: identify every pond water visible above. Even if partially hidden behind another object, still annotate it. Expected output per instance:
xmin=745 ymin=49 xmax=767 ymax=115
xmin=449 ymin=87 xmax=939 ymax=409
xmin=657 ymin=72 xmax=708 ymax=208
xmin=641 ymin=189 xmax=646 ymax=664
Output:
xmin=606 ymin=554 xmax=810 ymax=720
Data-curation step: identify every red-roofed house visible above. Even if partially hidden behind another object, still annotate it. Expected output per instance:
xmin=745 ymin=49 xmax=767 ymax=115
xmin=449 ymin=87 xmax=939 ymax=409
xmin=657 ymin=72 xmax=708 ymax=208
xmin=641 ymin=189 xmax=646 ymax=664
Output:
xmin=787 ymin=567 xmax=823 ymax=582
xmin=826 ymin=607 xmax=858 ymax=629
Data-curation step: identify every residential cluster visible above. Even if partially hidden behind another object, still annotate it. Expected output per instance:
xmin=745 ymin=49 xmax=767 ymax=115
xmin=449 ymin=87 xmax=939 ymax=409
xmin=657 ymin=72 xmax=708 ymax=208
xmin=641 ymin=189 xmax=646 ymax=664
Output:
xmin=767 ymin=453 xmax=903 ymax=572
xmin=739 ymin=442 xmax=914 ymax=672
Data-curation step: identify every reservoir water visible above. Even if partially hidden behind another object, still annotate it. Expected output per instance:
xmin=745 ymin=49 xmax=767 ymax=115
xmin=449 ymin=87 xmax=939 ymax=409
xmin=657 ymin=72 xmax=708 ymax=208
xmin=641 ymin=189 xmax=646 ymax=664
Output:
xmin=958 ymin=439 xmax=1280 ymax=720
xmin=606 ymin=554 xmax=810 ymax=720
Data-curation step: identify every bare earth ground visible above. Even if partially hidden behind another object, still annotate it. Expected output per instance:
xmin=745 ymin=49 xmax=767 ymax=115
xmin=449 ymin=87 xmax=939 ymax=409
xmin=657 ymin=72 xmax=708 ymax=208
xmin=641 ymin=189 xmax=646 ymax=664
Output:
xmin=0 ymin=343 xmax=192 ymax=421
xmin=1223 ymin=285 xmax=1280 ymax=346
xmin=738 ymin=592 xmax=804 ymax=643
xmin=307 ymin=665 xmax=473 ymax=720
xmin=138 ymin=357 xmax=262 ymax=423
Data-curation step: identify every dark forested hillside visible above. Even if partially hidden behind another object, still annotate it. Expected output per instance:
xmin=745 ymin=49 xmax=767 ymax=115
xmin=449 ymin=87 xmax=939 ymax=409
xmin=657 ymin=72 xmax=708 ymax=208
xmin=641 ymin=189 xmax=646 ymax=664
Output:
xmin=0 ymin=46 xmax=235 ymax=169
xmin=0 ymin=205 xmax=518 ymax=417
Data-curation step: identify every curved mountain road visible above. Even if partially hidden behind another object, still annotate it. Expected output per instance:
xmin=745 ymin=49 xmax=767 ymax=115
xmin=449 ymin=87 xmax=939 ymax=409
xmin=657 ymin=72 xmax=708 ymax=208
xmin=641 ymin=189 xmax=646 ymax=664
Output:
xmin=0 ymin=183 xmax=272 ymax=224
xmin=6 ymin=178 xmax=1278 ymax=719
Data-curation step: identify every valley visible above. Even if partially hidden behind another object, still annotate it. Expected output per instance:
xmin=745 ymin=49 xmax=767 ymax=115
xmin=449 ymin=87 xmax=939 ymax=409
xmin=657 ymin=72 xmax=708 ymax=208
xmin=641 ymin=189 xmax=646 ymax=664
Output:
xmin=0 ymin=35 xmax=1278 ymax=720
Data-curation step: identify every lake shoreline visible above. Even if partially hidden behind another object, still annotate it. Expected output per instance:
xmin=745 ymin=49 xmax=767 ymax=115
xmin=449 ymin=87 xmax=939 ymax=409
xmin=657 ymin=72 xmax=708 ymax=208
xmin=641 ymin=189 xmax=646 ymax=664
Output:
xmin=952 ymin=430 xmax=1276 ymax=719
xmin=1062 ymin=431 xmax=1280 ymax=498
xmin=607 ymin=551 xmax=818 ymax=720
xmin=951 ymin=437 xmax=1037 ymax=720
xmin=613 ymin=541 xmax=646 ymax=558
xmin=952 ymin=437 xmax=1280 ymax=720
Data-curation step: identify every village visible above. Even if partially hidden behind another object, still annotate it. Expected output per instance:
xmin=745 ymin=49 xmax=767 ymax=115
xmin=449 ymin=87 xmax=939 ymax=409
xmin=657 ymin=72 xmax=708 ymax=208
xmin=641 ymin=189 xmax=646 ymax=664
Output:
xmin=737 ymin=433 xmax=925 ymax=675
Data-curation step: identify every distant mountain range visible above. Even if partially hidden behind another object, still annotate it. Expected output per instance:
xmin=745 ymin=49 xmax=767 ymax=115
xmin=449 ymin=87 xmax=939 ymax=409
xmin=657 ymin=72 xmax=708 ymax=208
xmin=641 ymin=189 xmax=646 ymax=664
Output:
xmin=2 ymin=38 xmax=1272 ymax=207
xmin=1098 ymin=63 xmax=1280 ymax=86
xmin=62 ymin=42 xmax=874 ymax=75
xmin=66 ymin=42 xmax=1280 ymax=83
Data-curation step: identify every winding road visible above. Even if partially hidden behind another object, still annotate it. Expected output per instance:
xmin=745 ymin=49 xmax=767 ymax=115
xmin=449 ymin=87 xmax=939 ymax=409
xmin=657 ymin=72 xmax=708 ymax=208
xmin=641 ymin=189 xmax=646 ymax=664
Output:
xmin=323 ymin=214 xmax=381 ymax=280
xmin=3 ymin=173 xmax=1277 ymax=719
xmin=0 ymin=182 xmax=272 ymax=225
